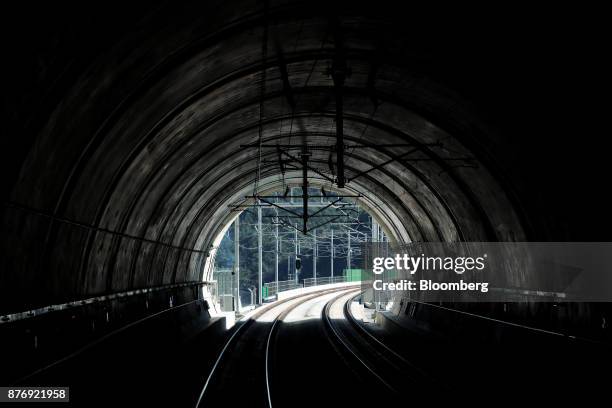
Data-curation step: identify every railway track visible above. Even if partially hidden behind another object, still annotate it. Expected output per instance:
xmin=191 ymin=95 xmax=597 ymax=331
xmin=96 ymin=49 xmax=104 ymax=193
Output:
xmin=195 ymin=286 xmax=359 ymax=407
xmin=321 ymin=291 xmax=441 ymax=396
xmin=195 ymin=285 xmax=442 ymax=407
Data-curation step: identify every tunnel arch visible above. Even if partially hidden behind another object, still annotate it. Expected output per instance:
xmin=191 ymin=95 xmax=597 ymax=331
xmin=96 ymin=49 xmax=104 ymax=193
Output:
xmin=1 ymin=1 xmax=530 ymax=314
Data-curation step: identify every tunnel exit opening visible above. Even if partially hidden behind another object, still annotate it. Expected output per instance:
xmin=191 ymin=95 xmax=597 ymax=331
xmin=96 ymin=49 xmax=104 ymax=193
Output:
xmin=208 ymin=185 xmax=392 ymax=313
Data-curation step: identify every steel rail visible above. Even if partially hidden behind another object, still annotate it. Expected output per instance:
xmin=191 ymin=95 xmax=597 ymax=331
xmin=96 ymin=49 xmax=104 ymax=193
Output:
xmin=195 ymin=285 xmax=358 ymax=407
xmin=321 ymin=290 xmax=396 ymax=392
xmin=264 ymin=287 xmax=359 ymax=408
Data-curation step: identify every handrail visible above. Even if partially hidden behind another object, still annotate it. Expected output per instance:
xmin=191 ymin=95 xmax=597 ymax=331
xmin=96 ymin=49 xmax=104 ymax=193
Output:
xmin=0 ymin=281 xmax=212 ymax=324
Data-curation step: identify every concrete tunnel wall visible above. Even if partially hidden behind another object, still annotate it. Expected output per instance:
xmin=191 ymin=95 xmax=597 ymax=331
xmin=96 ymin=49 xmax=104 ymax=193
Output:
xmin=2 ymin=0 xmax=577 ymax=317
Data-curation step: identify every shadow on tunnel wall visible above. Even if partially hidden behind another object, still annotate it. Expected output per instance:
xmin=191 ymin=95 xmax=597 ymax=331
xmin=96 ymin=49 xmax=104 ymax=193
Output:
xmin=1 ymin=1 xmax=610 ymax=308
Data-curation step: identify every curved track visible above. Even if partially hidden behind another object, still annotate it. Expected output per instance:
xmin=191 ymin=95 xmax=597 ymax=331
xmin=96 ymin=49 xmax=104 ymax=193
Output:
xmin=195 ymin=286 xmax=359 ymax=407
xmin=197 ymin=286 xmax=445 ymax=407
xmin=321 ymin=291 xmax=445 ymax=401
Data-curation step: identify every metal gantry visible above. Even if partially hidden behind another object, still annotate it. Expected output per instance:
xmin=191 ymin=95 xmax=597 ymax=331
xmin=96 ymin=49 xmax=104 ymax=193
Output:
xmin=217 ymin=192 xmax=387 ymax=306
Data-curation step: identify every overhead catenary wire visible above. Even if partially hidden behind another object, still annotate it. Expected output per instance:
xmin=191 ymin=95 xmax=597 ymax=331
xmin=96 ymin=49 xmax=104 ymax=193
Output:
xmin=253 ymin=3 xmax=269 ymax=196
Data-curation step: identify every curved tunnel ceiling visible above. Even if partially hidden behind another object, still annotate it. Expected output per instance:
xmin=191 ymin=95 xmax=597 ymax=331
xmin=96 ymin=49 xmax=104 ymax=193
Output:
xmin=2 ymin=1 xmax=532 ymax=312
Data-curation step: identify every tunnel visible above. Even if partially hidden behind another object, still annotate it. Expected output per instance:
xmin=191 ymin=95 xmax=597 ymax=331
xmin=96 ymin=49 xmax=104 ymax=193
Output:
xmin=1 ymin=1 xmax=611 ymax=406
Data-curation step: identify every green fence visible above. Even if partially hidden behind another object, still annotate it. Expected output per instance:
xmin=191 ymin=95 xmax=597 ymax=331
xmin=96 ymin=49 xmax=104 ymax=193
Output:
xmin=343 ymin=268 xmax=363 ymax=282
